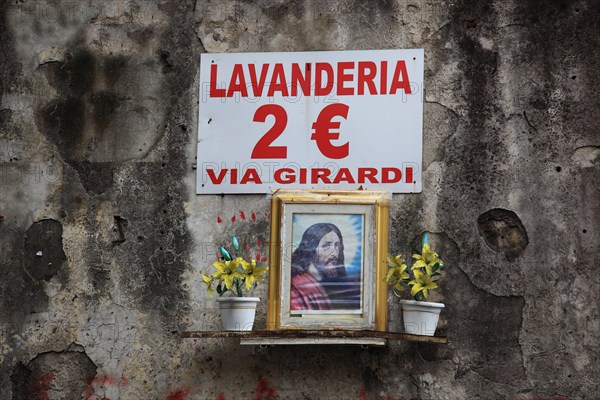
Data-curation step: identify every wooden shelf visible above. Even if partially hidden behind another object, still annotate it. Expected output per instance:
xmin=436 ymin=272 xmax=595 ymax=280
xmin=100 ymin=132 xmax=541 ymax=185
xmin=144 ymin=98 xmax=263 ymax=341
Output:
xmin=180 ymin=330 xmax=448 ymax=346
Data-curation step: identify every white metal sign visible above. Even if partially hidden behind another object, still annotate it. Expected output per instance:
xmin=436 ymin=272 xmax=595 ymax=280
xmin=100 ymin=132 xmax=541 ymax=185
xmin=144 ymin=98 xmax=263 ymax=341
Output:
xmin=197 ymin=49 xmax=424 ymax=194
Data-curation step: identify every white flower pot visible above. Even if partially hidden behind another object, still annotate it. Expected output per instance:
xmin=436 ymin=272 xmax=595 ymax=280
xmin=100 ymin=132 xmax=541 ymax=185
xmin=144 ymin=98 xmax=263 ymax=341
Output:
xmin=401 ymin=300 xmax=445 ymax=336
xmin=216 ymin=297 xmax=260 ymax=331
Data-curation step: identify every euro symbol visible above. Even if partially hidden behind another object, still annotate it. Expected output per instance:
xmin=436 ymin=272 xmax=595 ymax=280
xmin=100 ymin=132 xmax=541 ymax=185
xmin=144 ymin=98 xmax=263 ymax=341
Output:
xmin=310 ymin=103 xmax=350 ymax=159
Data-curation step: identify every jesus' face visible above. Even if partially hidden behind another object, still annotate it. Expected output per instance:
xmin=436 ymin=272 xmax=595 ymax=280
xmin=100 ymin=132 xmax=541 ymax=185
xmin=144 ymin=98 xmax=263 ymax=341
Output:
xmin=314 ymin=231 xmax=344 ymax=279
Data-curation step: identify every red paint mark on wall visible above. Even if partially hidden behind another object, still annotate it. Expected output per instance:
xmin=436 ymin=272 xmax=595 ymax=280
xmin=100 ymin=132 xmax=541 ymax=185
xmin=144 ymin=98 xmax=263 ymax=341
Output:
xmin=209 ymin=379 xmax=278 ymax=400
xmin=255 ymin=379 xmax=277 ymax=400
xmin=31 ymin=372 xmax=54 ymax=400
xmin=23 ymin=373 xmax=412 ymax=400
xmin=215 ymin=209 xmax=269 ymax=226
xmin=251 ymin=238 xmax=267 ymax=262
xmin=166 ymin=388 xmax=191 ymax=400
xmin=93 ymin=375 xmax=116 ymax=385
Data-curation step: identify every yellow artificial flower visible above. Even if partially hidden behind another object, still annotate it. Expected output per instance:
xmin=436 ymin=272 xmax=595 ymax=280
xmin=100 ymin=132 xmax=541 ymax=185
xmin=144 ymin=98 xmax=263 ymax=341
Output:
xmin=408 ymin=268 xmax=438 ymax=299
xmin=385 ymin=254 xmax=410 ymax=291
xmin=212 ymin=258 xmax=244 ymax=290
xmin=412 ymin=243 xmax=443 ymax=275
xmin=242 ymin=259 xmax=268 ymax=291
xmin=201 ymin=273 xmax=216 ymax=298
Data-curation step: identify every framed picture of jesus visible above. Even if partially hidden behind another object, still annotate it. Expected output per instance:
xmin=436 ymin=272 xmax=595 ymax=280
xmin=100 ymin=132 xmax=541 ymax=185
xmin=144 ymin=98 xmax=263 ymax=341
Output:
xmin=267 ymin=190 xmax=389 ymax=331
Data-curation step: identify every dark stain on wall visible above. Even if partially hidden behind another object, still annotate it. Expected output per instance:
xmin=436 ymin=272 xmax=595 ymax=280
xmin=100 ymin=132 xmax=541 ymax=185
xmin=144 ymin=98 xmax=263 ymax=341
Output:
xmin=127 ymin=26 xmax=155 ymax=45
xmin=90 ymin=91 xmax=120 ymax=133
xmin=11 ymin=350 xmax=97 ymax=400
xmin=102 ymin=55 xmax=127 ymax=88
xmin=478 ymin=209 xmax=529 ymax=260
xmin=435 ymin=232 xmax=526 ymax=384
xmin=38 ymin=96 xmax=86 ymax=156
xmin=0 ymin=108 xmax=12 ymax=126
xmin=0 ymin=1 xmax=22 ymax=109
xmin=451 ymin=279 xmax=525 ymax=383
xmin=528 ymin=0 xmax=600 ymax=146
xmin=361 ymin=366 xmax=385 ymax=400
xmin=43 ymin=48 xmax=96 ymax=97
xmin=70 ymin=160 xmax=114 ymax=194
xmin=1 ymin=212 xmax=52 ymax=333
xmin=261 ymin=0 xmax=305 ymax=21
xmin=95 ymin=1 xmax=199 ymax=319
xmin=0 ymin=260 xmax=49 ymax=323
xmin=432 ymin=0 xmax=505 ymax=219
xmin=53 ymin=168 xmax=86 ymax=220
xmin=23 ymin=219 xmax=66 ymax=281
xmin=389 ymin=196 xmax=423 ymax=255
xmin=113 ymin=162 xmax=191 ymax=319
xmin=35 ymin=43 xmax=125 ymax=194
xmin=159 ymin=50 xmax=174 ymax=73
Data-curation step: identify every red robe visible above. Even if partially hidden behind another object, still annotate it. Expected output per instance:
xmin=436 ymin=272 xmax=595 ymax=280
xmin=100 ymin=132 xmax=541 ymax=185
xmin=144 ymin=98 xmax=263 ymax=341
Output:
xmin=290 ymin=273 xmax=332 ymax=310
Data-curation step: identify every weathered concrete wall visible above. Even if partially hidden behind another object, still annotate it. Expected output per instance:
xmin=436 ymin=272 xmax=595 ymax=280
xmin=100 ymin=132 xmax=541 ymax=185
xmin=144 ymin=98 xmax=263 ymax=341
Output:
xmin=1 ymin=0 xmax=599 ymax=399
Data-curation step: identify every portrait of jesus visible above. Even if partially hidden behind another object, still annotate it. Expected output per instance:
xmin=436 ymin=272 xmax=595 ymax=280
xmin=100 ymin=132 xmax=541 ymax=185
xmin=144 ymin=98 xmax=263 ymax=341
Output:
xmin=290 ymin=214 xmax=363 ymax=311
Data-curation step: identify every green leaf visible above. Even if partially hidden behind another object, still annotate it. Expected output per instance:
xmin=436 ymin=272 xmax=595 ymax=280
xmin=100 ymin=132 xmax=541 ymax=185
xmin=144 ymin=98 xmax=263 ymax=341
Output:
xmin=414 ymin=291 xmax=425 ymax=301
xmin=234 ymin=279 xmax=243 ymax=297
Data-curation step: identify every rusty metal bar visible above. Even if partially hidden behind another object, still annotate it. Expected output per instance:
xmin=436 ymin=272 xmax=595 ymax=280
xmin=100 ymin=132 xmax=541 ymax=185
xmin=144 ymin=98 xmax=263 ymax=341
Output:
xmin=180 ymin=330 xmax=448 ymax=344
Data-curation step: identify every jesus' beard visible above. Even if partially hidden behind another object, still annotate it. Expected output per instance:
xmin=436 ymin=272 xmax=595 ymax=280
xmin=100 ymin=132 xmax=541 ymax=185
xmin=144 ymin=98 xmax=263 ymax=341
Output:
xmin=315 ymin=262 xmax=347 ymax=281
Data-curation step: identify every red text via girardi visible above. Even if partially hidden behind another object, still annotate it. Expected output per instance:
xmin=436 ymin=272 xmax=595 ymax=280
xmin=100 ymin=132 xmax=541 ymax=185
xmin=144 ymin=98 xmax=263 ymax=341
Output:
xmin=205 ymin=166 xmax=414 ymax=185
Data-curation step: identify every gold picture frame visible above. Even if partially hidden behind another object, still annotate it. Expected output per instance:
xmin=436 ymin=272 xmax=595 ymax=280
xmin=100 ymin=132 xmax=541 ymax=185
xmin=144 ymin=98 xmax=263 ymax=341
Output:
xmin=267 ymin=190 xmax=389 ymax=331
